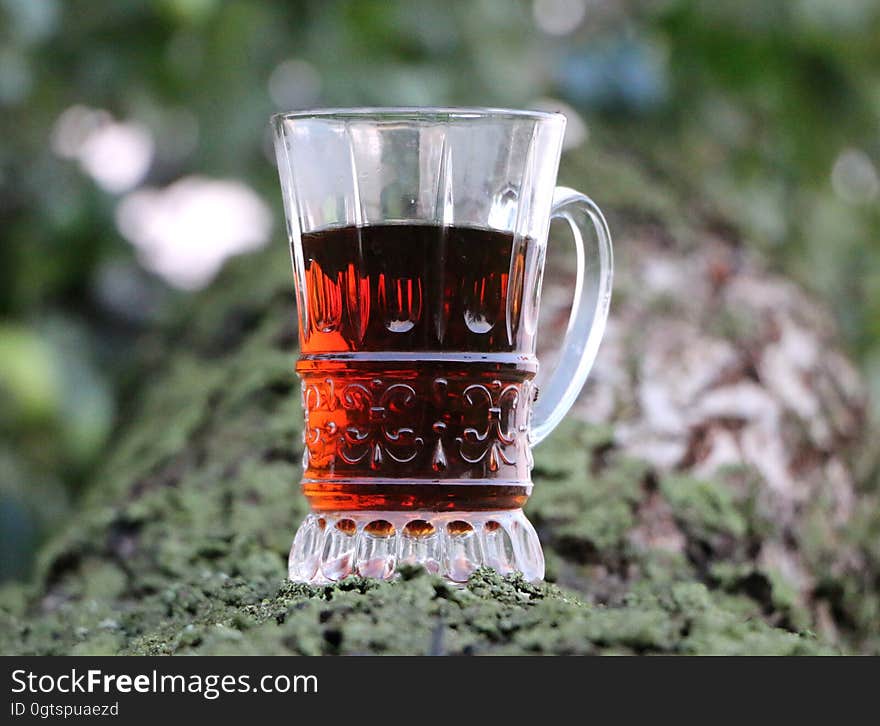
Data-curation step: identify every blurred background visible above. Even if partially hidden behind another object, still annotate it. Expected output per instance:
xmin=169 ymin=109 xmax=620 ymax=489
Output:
xmin=1 ymin=0 xmax=878 ymax=582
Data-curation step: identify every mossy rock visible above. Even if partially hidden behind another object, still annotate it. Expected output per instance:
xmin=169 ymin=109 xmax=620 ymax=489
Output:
xmin=2 ymin=145 xmax=877 ymax=655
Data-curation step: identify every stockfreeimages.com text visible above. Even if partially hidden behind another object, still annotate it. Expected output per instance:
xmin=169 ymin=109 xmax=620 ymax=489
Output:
xmin=11 ymin=669 xmax=317 ymax=700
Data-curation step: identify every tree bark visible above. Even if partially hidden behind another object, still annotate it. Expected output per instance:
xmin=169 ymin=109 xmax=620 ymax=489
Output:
xmin=1 ymin=144 xmax=877 ymax=655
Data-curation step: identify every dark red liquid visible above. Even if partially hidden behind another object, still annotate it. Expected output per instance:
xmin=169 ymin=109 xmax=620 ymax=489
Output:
xmin=295 ymin=224 xmax=540 ymax=512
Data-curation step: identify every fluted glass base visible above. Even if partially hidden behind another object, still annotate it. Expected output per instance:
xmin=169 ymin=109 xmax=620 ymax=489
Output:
xmin=288 ymin=509 xmax=544 ymax=584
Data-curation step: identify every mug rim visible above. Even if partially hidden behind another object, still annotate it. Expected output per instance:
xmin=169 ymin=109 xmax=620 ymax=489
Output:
xmin=271 ymin=106 xmax=566 ymax=125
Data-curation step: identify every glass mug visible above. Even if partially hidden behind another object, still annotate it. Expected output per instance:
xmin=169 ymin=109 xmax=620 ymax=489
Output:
xmin=272 ymin=107 xmax=612 ymax=583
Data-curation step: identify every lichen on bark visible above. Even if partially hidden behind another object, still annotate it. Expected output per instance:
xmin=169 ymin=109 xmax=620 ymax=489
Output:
xmin=1 ymin=145 xmax=877 ymax=655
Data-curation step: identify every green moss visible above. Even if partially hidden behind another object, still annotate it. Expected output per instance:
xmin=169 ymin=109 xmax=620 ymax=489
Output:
xmin=660 ymin=474 xmax=748 ymax=544
xmin=2 ymin=543 xmax=832 ymax=656
xmin=155 ymin=569 xmax=834 ymax=656
xmin=530 ymin=423 xmax=647 ymax=561
xmin=709 ymin=562 xmax=811 ymax=632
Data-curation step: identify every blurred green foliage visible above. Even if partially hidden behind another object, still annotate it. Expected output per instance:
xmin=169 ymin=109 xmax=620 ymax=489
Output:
xmin=1 ymin=0 xmax=879 ymax=580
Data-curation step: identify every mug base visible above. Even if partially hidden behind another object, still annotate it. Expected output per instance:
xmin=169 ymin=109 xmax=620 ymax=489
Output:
xmin=288 ymin=509 xmax=544 ymax=584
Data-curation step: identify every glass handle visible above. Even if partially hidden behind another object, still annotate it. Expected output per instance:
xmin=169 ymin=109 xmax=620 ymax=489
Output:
xmin=530 ymin=187 xmax=614 ymax=445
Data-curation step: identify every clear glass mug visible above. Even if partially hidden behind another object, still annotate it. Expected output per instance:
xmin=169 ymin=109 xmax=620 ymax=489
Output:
xmin=272 ymin=108 xmax=612 ymax=583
